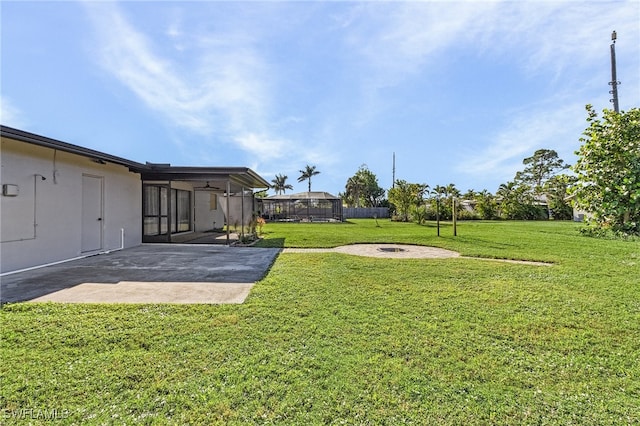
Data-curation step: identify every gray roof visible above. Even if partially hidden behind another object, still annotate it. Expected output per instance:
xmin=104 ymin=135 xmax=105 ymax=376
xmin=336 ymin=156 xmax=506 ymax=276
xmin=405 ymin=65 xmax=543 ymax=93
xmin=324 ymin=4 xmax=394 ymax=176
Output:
xmin=140 ymin=164 xmax=269 ymax=189
xmin=265 ymin=191 xmax=341 ymax=200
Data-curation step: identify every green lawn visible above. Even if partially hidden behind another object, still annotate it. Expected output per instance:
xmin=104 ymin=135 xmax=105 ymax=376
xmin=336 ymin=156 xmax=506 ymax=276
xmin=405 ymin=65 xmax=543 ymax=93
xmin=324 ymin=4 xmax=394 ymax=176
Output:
xmin=1 ymin=220 xmax=639 ymax=424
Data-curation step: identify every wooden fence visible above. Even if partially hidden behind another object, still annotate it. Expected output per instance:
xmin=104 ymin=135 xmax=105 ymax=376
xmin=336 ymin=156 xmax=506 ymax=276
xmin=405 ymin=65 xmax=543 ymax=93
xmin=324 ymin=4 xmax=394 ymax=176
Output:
xmin=343 ymin=207 xmax=390 ymax=219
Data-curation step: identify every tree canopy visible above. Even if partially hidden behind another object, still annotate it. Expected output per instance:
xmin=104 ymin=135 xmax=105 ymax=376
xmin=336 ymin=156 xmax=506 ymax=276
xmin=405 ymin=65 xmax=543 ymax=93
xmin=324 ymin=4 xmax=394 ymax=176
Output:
xmin=341 ymin=165 xmax=385 ymax=208
xmin=496 ymin=148 xmax=573 ymax=220
xmin=496 ymin=180 xmax=543 ymax=220
xmin=515 ymin=149 xmax=569 ymax=193
xmin=572 ymin=105 xmax=640 ymax=235
xmin=388 ymin=179 xmax=428 ymax=221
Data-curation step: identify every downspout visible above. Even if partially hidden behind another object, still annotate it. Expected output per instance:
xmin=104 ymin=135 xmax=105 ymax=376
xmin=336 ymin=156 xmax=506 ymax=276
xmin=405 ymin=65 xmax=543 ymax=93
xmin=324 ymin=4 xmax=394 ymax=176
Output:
xmin=226 ymin=180 xmax=231 ymax=245
xmin=100 ymin=228 xmax=125 ymax=254
xmin=167 ymin=180 xmax=172 ymax=243
xmin=112 ymin=228 xmax=125 ymax=251
xmin=241 ymin=186 xmax=245 ymax=241
xmin=30 ymin=174 xmax=45 ymax=239
xmin=31 ymin=175 xmax=43 ymax=239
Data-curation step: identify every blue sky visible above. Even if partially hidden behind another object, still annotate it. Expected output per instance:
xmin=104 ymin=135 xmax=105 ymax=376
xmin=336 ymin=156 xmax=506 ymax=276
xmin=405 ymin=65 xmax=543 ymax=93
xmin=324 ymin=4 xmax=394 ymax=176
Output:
xmin=2 ymin=1 xmax=639 ymax=197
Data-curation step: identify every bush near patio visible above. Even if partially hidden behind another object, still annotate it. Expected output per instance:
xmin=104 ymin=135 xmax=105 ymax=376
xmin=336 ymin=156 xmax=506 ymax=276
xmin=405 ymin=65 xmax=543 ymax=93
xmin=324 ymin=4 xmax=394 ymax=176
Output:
xmin=1 ymin=220 xmax=639 ymax=424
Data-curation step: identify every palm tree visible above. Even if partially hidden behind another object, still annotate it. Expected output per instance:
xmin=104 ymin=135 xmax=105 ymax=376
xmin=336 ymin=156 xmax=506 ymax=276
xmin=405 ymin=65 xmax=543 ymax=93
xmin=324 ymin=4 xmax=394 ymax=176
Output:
xmin=445 ymin=183 xmax=461 ymax=198
xmin=496 ymin=181 xmax=516 ymax=200
xmin=271 ymin=174 xmax=293 ymax=195
xmin=432 ymin=185 xmax=447 ymax=198
xmin=497 ymin=181 xmax=530 ymax=219
xmin=462 ymin=189 xmax=476 ymax=200
xmin=475 ymin=189 xmax=497 ymax=220
xmin=345 ymin=175 xmax=365 ymax=208
xmin=298 ymin=165 xmax=320 ymax=193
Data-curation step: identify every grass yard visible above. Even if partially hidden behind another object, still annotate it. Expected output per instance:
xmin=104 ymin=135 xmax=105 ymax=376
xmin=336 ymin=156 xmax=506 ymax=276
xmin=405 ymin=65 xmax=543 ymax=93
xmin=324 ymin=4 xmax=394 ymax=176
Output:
xmin=1 ymin=220 xmax=639 ymax=424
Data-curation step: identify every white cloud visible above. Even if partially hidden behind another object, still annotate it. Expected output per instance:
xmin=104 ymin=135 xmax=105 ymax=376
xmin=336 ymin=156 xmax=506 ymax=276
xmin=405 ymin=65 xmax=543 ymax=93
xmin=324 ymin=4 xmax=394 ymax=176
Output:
xmin=78 ymin=0 xmax=638 ymax=191
xmin=234 ymin=133 xmax=289 ymax=161
xmin=85 ymin=3 xmax=211 ymax=132
xmin=458 ymin=101 xmax=586 ymax=185
xmin=82 ymin=2 xmax=283 ymax=161
xmin=0 ymin=96 xmax=26 ymax=128
xmin=344 ymin=1 xmax=638 ymax=85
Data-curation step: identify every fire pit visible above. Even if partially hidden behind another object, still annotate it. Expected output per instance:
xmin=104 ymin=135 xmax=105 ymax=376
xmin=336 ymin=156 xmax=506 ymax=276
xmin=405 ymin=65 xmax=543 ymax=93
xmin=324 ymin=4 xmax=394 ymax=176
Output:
xmin=377 ymin=247 xmax=406 ymax=253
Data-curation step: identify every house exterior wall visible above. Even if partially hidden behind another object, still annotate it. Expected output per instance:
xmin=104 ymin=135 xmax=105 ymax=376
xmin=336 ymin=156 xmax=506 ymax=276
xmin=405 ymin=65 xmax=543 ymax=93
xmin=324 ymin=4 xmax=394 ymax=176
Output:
xmin=194 ymin=191 xmax=226 ymax=231
xmin=573 ymin=208 xmax=588 ymax=222
xmin=219 ymin=194 xmax=257 ymax=228
xmin=0 ymin=137 xmax=142 ymax=273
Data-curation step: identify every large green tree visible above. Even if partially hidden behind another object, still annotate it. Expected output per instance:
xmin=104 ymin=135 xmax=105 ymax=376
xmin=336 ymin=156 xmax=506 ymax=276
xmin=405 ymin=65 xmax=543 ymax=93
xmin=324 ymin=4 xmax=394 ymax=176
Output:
xmin=388 ymin=180 xmax=428 ymax=222
xmin=572 ymin=105 xmax=640 ymax=235
xmin=515 ymin=149 xmax=569 ymax=193
xmin=298 ymin=165 xmax=320 ymax=193
xmin=499 ymin=149 xmax=570 ymax=220
xmin=342 ymin=165 xmax=385 ymax=208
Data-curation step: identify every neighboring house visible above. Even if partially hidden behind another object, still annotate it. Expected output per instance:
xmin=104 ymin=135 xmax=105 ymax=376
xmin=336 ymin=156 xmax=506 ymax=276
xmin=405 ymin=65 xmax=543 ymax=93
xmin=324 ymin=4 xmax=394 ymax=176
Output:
xmin=459 ymin=199 xmax=476 ymax=213
xmin=0 ymin=126 xmax=268 ymax=274
xmin=565 ymin=194 xmax=589 ymax=222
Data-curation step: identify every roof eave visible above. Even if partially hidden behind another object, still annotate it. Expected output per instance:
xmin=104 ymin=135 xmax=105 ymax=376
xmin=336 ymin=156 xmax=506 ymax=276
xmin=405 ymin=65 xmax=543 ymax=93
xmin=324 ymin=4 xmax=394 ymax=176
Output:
xmin=1 ymin=125 xmax=147 ymax=172
xmin=140 ymin=166 xmax=269 ymax=189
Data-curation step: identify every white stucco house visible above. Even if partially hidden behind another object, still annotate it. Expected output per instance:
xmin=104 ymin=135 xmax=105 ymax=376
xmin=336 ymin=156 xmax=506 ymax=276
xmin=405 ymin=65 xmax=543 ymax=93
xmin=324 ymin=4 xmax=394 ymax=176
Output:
xmin=0 ymin=126 xmax=269 ymax=274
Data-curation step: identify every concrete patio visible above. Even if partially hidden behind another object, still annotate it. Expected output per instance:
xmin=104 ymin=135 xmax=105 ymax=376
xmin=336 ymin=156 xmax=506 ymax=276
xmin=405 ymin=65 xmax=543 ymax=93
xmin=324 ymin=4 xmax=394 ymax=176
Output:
xmin=0 ymin=245 xmax=281 ymax=304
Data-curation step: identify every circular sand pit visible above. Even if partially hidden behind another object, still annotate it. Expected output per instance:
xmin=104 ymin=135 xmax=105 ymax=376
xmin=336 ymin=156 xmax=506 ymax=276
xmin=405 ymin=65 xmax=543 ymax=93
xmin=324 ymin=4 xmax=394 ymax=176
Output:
xmin=282 ymin=244 xmax=552 ymax=266
xmin=283 ymin=244 xmax=460 ymax=259
xmin=334 ymin=244 xmax=460 ymax=259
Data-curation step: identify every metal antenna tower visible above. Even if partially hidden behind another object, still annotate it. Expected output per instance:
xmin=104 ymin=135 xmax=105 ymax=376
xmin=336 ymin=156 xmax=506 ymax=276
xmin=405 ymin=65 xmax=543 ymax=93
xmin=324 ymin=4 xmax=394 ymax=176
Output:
xmin=392 ymin=152 xmax=396 ymax=189
xmin=609 ymin=30 xmax=620 ymax=113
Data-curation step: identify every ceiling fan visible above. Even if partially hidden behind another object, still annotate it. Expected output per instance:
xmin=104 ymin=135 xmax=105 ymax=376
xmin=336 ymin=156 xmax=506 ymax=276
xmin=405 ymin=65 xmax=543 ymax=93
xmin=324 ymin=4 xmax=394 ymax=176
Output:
xmin=196 ymin=181 xmax=220 ymax=190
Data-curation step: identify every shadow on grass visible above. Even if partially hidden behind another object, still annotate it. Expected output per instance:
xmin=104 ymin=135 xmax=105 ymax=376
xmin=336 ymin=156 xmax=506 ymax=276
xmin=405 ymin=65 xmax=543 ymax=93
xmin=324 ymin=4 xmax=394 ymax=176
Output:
xmin=444 ymin=235 xmax=518 ymax=249
xmin=254 ymin=237 xmax=286 ymax=248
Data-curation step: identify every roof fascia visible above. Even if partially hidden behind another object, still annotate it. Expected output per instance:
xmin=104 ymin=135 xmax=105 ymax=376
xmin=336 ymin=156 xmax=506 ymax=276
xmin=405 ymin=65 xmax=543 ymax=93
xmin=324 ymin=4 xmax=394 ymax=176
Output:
xmin=1 ymin=125 xmax=147 ymax=172
xmin=141 ymin=166 xmax=269 ymax=189
xmin=1 ymin=126 xmax=270 ymax=189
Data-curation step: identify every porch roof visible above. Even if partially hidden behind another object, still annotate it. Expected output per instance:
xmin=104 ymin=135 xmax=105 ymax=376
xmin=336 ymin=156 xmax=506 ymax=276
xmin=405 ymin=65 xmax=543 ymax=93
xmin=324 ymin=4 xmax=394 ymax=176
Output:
xmin=140 ymin=164 xmax=269 ymax=190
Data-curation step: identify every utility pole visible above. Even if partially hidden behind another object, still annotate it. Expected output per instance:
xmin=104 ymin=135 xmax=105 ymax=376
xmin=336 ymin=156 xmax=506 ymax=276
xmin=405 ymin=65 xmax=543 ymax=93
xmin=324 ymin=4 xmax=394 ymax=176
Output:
xmin=609 ymin=30 xmax=620 ymax=113
xmin=452 ymin=197 xmax=457 ymax=237
xmin=436 ymin=194 xmax=440 ymax=237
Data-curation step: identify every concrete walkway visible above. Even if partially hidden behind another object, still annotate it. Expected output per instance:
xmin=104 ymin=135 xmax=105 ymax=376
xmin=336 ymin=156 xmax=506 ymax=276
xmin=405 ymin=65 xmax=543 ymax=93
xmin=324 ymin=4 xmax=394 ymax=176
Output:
xmin=1 ymin=245 xmax=281 ymax=304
